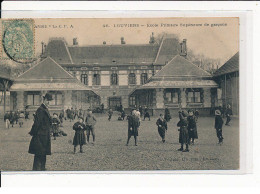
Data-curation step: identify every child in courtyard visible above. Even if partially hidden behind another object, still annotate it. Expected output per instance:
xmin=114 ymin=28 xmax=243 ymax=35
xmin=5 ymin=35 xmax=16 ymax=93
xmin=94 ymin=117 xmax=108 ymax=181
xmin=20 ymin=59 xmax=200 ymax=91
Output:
xmin=187 ymin=110 xmax=198 ymax=145
xmin=18 ymin=111 xmax=25 ymax=128
xmin=52 ymin=113 xmax=60 ymax=140
xmin=108 ymin=108 xmax=113 ymax=121
xmin=215 ymin=110 xmax=224 ymax=144
xmin=72 ymin=117 xmax=86 ymax=153
xmin=156 ymin=114 xmax=168 ymax=143
xmin=177 ymin=110 xmax=189 ymax=152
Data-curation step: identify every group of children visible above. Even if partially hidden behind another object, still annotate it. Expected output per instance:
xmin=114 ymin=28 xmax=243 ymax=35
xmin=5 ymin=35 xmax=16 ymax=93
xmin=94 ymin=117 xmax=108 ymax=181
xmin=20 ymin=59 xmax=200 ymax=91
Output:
xmin=4 ymin=110 xmax=29 ymax=129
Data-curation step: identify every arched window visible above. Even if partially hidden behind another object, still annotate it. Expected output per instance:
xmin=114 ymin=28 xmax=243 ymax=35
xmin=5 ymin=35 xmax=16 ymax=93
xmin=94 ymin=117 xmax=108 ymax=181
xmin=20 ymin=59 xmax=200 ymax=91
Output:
xmin=93 ymin=73 xmax=101 ymax=85
xmin=128 ymin=73 xmax=136 ymax=85
xmin=141 ymin=73 xmax=148 ymax=85
xmin=111 ymin=73 xmax=118 ymax=85
xmin=81 ymin=74 xmax=88 ymax=85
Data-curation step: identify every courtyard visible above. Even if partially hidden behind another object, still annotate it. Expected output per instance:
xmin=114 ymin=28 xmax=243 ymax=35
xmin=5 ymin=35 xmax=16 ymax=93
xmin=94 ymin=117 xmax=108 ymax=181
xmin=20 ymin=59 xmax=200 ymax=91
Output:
xmin=0 ymin=113 xmax=239 ymax=171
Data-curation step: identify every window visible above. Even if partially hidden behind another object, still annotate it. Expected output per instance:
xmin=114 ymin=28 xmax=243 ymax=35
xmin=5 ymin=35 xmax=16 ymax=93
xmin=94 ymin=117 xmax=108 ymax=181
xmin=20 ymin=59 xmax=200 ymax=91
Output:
xmin=111 ymin=73 xmax=118 ymax=85
xmin=165 ymin=90 xmax=179 ymax=103
xmin=129 ymin=73 xmax=136 ymax=85
xmin=81 ymin=74 xmax=88 ymax=85
xmin=93 ymin=74 xmax=101 ymax=85
xmin=187 ymin=89 xmax=202 ymax=103
xmin=49 ymin=93 xmax=63 ymax=106
xmin=27 ymin=94 xmax=40 ymax=106
xmin=141 ymin=73 xmax=148 ymax=85
xmin=129 ymin=96 xmax=136 ymax=106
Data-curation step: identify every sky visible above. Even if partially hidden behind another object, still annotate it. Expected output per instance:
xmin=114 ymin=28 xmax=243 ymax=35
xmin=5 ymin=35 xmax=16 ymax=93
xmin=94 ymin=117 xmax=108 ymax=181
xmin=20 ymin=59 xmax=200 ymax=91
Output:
xmin=12 ymin=17 xmax=240 ymax=65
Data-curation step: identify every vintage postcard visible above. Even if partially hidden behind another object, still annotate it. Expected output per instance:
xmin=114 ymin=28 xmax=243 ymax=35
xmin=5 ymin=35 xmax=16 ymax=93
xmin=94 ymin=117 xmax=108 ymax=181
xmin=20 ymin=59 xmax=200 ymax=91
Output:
xmin=0 ymin=17 xmax=239 ymax=171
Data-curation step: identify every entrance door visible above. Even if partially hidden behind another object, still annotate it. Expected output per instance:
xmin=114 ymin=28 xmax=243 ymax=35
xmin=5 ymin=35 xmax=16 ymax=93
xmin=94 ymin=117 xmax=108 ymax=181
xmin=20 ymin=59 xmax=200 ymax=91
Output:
xmin=108 ymin=97 xmax=121 ymax=110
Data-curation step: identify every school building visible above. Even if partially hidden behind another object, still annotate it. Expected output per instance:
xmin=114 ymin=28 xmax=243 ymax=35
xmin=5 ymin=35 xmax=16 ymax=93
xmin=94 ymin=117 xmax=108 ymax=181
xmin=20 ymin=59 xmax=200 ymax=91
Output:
xmin=7 ymin=34 xmax=238 ymax=115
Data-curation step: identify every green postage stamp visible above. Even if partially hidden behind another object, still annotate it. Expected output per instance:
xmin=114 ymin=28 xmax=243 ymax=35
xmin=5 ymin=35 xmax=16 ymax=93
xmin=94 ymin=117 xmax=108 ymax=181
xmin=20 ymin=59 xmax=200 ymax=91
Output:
xmin=1 ymin=19 xmax=35 ymax=63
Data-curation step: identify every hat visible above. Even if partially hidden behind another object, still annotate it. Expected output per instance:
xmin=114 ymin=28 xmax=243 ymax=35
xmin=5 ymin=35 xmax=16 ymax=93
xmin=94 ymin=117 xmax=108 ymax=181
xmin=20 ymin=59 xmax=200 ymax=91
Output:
xmin=53 ymin=113 xmax=58 ymax=116
xmin=182 ymin=110 xmax=188 ymax=117
xmin=43 ymin=93 xmax=53 ymax=101
xmin=215 ymin=110 xmax=221 ymax=115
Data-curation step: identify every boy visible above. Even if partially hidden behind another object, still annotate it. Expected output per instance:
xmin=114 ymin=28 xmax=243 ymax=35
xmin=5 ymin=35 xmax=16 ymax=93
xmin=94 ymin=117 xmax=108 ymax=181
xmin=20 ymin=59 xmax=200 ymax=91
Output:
xmin=52 ymin=113 xmax=60 ymax=140
xmin=73 ymin=117 xmax=86 ymax=153
xmin=215 ymin=110 xmax=224 ymax=144
xmin=85 ymin=110 xmax=97 ymax=145
xmin=177 ymin=110 xmax=189 ymax=152
xmin=156 ymin=114 xmax=167 ymax=143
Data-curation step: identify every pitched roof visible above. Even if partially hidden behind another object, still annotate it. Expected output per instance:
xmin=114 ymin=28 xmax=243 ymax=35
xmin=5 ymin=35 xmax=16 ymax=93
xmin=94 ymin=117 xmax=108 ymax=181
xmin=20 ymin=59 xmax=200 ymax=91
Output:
xmin=68 ymin=44 xmax=159 ymax=64
xmin=139 ymin=80 xmax=218 ymax=89
xmin=43 ymin=35 xmax=181 ymax=65
xmin=44 ymin=39 xmax=73 ymax=64
xmin=153 ymin=55 xmax=212 ymax=78
xmin=154 ymin=37 xmax=180 ymax=64
xmin=11 ymin=57 xmax=95 ymax=92
xmin=17 ymin=57 xmax=75 ymax=80
xmin=214 ymin=52 xmax=239 ymax=76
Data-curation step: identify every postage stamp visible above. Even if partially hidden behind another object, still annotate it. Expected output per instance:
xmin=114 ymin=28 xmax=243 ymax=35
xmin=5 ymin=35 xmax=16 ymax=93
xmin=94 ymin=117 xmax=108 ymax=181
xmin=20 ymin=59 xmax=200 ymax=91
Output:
xmin=1 ymin=19 xmax=35 ymax=63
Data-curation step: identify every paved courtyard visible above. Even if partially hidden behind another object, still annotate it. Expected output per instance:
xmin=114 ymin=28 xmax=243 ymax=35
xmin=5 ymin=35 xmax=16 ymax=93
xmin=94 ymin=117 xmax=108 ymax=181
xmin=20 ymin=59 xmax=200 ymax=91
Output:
xmin=0 ymin=113 xmax=239 ymax=171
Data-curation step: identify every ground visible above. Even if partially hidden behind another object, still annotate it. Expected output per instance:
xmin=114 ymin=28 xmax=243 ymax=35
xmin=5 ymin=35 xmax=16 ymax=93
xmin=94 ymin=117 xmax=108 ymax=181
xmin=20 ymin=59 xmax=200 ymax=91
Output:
xmin=0 ymin=113 xmax=239 ymax=171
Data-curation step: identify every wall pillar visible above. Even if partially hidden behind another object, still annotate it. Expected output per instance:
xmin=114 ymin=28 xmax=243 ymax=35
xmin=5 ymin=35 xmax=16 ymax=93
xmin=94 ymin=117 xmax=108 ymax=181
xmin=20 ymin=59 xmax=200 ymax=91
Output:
xmin=155 ymin=88 xmax=164 ymax=108
xmin=16 ymin=91 xmax=24 ymax=110
xmin=64 ymin=90 xmax=72 ymax=110
xmin=180 ymin=88 xmax=186 ymax=108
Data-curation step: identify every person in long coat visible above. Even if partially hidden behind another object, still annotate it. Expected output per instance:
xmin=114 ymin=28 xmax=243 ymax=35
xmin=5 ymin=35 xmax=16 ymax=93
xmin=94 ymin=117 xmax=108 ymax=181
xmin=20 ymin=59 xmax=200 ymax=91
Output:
xmin=4 ymin=111 xmax=10 ymax=129
xmin=126 ymin=110 xmax=139 ymax=146
xmin=177 ymin=110 xmax=189 ymax=152
xmin=164 ymin=108 xmax=172 ymax=122
xmin=156 ymin=114 xmax=168 ymax=143
xmin=215 ymin=109 xmax=224 ymax=144
xmin=143 ymin=107 xmax=150 ymax=121
xmin=28 ymin=93 xmax=53 ymax=171
xmin=73 ymin=117 xmax=86 ymax=153
xmin=187 ymin=110 xmax=198 ymax=145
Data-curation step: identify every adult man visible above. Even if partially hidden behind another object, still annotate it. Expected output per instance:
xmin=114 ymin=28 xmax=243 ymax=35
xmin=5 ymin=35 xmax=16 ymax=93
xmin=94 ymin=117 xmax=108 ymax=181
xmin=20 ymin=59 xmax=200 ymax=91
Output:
xmin=85 ymin=110 xmax=97 ymax=145
xmin=28 ymin=93 xmax=53 ymax=171
xmin=126 ymin=110 xmax=140 ymax=146
xmin=225 ymin=104 xmax=233 ymax=126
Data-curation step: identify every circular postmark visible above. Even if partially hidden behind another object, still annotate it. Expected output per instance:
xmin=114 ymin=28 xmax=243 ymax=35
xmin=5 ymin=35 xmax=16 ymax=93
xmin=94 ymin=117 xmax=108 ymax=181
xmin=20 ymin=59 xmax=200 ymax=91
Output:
xmin=2 ymin=19 xmax=36 ymax=64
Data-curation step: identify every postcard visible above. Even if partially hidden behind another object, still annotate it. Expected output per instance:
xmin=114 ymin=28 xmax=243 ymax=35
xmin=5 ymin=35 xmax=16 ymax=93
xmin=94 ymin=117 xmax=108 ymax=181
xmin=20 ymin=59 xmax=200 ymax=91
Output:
xmin=0 ymin=17 xmax=239 ymax=171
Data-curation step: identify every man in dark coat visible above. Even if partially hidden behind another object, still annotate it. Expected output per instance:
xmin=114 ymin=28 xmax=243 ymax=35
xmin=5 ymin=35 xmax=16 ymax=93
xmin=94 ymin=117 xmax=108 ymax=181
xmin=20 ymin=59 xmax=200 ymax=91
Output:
xmin=126 ymin=110 xmax=139 ymax=146
xmin=225 ymin=104 xmax=233 ymax=126
xmin=215 ymin=110 xmax=224 ymax=144
xmin=28 ymin=93 xmax=53 ymax=171
xmin=177 ymin=110 xmax=189 ymax=152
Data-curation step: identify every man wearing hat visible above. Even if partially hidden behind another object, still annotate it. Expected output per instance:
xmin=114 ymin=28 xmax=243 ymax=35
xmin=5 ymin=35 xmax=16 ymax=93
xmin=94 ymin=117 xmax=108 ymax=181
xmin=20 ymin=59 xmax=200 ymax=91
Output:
xmin=28 ymin=92 xmax=53 ymax=171
xmin=215 ymin=109 xmax=224 ymax=144
xmin=177 ymin=110 xmax=189 ymax=152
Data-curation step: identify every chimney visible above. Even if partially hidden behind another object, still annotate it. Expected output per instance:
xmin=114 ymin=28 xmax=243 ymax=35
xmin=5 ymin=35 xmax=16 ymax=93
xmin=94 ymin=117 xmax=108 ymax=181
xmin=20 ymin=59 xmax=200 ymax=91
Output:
xmin=103 ymin=41 xmax=106 ymax=45
xmin=180 ymin=39 xmax=187 ymax=57
xmin=121 ymin=37 xmax=126 ymax=44
xmin=73 ymin=38 xmax=78 ymax=46
xmin=149 ymin=32 xmax=155 ymax=44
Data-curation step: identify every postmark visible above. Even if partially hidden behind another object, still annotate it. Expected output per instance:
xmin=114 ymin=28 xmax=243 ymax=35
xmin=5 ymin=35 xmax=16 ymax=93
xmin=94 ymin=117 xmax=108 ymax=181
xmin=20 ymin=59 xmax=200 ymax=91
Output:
xmin=1 ymin=19 xmax=35 ymax=63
